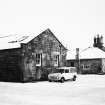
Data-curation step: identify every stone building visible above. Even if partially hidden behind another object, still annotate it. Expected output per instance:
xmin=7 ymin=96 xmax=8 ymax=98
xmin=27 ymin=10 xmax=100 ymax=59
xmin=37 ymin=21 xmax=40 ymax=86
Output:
xmin=0 ymin=29 xmax=67 ymax=82
xmin=66 ymin=47 xmax=105 ymax=74
xmin=66 ymin=35 xmax=105 ymax=74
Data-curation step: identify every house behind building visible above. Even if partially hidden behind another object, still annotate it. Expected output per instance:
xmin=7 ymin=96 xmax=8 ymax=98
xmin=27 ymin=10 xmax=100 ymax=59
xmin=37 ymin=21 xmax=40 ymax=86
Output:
xmin=66 ymin=35 xmax=105 ymax=74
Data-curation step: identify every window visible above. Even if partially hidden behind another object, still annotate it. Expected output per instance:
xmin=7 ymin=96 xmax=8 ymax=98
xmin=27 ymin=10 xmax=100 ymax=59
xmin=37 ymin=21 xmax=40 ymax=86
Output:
xmin=36 ymin=54 xmax=42 ymax=66
xmin=82 ymin=64 xmax=90 ymax=70
xmin=54 ymin=55 xmax=59 ymax=67
xmin=84 ymin=65 xmax=90 ymax=69
xmin=71 ymin=62 xmax=74 ymax=67
xmin=81 ymin=65 xmax=83 ymax=69
xmin=65 ymin=69 xmax=69 ymax=73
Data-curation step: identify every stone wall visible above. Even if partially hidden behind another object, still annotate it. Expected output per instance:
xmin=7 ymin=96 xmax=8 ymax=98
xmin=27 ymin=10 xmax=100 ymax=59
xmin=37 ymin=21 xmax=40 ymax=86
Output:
xmin=21 ymin=29 xmax=67 ymax=81
xmin=66 ymin=58 xmax=102 ymax=74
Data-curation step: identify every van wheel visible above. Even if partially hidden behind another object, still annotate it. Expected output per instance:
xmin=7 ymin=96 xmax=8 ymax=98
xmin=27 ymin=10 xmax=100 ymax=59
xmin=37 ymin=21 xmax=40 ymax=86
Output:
xmin=48 ymin=79 xmax=52 ymax=82
xmin=60 ymin=77 xmax=65 ymax=83
xmin=73 ymin=76 xmax=76 ymax=81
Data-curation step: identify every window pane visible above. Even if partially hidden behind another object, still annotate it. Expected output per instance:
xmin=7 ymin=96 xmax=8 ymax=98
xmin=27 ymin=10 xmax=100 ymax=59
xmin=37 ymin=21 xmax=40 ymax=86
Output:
xmin=36 ymin=54 xmax=41 ymax=64
xmin=65 ymin=69 xmax=69 ymax=73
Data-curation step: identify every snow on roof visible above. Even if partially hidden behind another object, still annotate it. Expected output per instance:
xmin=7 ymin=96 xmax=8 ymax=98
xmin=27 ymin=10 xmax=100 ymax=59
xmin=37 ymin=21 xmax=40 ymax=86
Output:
xmin=80 ymin=47 xmax=105 ymax=59
xmin=0 ymin=35 xmax=21 ymax=50
xmin=66 ymin=48 xmax=84 ymax=60
xmin=8 ymin=33 xmax=37 ymax=44
xmin=0 ymin=28 xmax=66 ymax=50
xmin=66 ymin=50 xmax=76 ymax=60
xmin=0 ymin=33 xmax=39 ymax=50
xmin=67 ymin=47 xmax=105 ymax=60
xmin=0 ymin=43 xmax=21 ymax=50
xmin=0 ymin=28 xmax=47 ymax=50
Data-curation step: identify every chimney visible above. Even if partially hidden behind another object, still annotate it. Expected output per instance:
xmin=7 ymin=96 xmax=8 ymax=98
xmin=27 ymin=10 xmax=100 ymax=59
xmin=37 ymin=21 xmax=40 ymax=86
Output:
xmin=97 ymin=34 xmax=100 ymax=44
xmin=76 ymin=48 xmax=80 ymax=73
xmin=76 ymin=48 xmax=79 ymax=60
xmin=100 ymin=35 xmax=103 ymax=46
xmin=93 ymin=34 xmax=104 ymax=48
xmin=93 ymin=36 xmax=97 ymax=47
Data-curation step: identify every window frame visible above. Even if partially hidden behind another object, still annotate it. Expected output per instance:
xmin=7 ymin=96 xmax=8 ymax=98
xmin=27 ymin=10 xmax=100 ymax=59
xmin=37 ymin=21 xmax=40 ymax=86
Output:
xmin=36 ymin=53 xmax=42 ymax=66
xmin=65 ymin=69 xmax=69 ymax=73
xmin=54 ymin=55 xmax=59 ymax=67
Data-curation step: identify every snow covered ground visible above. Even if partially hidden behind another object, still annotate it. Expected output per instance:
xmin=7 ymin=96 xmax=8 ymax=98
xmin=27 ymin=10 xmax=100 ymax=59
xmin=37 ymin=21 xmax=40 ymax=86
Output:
xmin=0 ymin=75 xmax=105 ymax=105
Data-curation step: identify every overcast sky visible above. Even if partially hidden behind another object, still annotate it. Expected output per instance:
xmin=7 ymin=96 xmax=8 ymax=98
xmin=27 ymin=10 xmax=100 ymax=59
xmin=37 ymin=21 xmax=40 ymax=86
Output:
xmin=0 ymin=0 xmax=105 ymax=50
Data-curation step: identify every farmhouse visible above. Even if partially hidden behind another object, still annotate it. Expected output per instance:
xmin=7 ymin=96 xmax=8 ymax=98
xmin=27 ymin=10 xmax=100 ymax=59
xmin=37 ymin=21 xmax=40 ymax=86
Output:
xmin=66 ymin=35 xmax=105 ymax=74
xmin=66 ymin=47 xmax=105 ymax=74
xmin=0 ymin=29 xmax=67 ymax=82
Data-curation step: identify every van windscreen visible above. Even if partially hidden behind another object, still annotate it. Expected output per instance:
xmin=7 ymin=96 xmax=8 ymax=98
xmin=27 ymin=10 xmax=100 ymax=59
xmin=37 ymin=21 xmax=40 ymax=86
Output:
xmin=54 ymin=69 xmax=64 ymax=73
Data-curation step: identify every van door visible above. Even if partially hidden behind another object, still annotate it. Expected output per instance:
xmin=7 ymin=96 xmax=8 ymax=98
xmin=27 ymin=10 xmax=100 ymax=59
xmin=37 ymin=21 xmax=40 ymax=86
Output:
xmin=70 ymin=68 xmax=76 ymax=78
xmin=64 ymin=69 xmax=70 ymax=79
xmin=68 ymin=68 xmax=73 ymax=79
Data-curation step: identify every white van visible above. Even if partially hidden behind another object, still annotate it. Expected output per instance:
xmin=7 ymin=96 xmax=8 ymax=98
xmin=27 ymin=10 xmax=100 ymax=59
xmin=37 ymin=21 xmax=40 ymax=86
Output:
xmin=48 ymin=67 xmax=77 ymax=83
